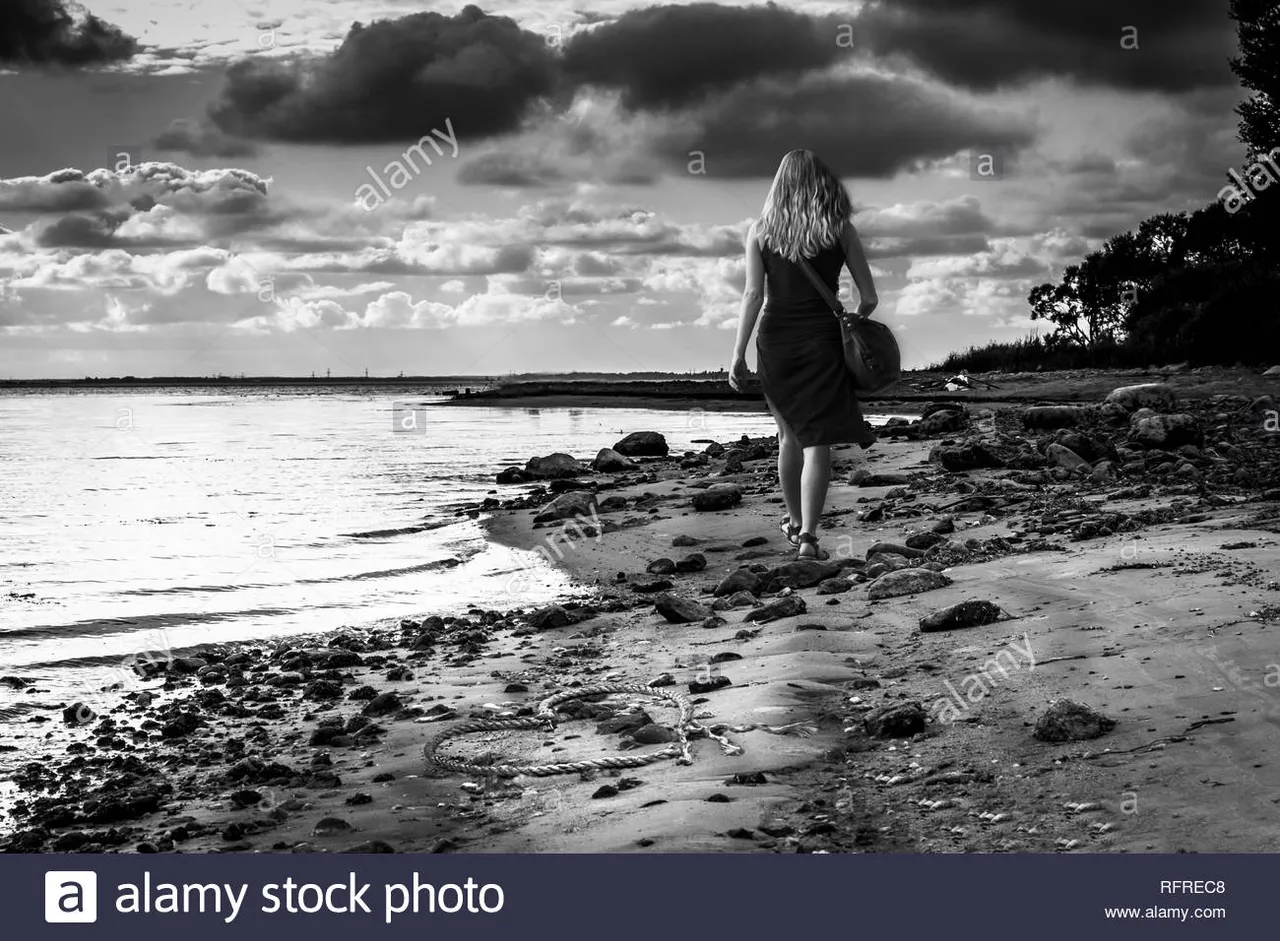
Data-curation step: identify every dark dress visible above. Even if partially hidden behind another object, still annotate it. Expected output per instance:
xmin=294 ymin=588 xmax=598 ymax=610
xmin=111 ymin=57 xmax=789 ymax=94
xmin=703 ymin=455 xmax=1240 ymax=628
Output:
xmin=756 ymin=239 xmax=877 ymax=448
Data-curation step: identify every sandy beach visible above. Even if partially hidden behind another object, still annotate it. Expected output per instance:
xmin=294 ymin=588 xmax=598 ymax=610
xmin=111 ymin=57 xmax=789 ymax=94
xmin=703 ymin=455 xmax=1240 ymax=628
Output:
xmin=3 ymin=369 xmax=1278 ymax=854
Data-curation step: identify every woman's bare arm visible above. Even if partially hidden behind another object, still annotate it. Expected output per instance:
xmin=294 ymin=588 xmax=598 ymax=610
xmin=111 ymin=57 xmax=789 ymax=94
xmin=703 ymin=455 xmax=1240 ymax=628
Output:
xmin=840 ymin=220 xmax=878 ymax=317
xmin=731 ymin=221 xmax=766 ymax=363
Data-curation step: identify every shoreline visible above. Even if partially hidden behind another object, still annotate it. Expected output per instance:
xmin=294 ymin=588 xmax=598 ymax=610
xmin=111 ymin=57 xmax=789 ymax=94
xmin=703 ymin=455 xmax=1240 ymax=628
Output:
xmin=3 ymin=374 xmax=1279 ymax=854
xmin=443 ymin=366 xmax=1276 ymax=411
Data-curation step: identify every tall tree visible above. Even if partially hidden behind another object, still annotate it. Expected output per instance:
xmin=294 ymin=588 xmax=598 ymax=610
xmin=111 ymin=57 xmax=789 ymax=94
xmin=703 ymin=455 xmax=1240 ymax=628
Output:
xmin=1229 ymin=0 xmax=1280 ymax=159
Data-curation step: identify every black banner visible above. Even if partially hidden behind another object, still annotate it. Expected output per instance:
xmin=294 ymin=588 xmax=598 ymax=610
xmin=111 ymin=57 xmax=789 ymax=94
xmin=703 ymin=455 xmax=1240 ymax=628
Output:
xmin=4 ymin=854 xmax=1260 ymax=938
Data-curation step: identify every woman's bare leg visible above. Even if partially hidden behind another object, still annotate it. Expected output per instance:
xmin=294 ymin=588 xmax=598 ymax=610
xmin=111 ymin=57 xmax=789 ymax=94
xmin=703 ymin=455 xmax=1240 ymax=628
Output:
xmin=798 ymin=444 xmax=831 ymax=556
xmin=771 ymin=406 xmax=803 ymax=528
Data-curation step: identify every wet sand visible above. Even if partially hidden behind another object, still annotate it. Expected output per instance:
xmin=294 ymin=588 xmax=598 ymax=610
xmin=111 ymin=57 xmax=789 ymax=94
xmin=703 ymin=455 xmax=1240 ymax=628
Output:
xmin=3 ymin=371 xmax=1278 ymax=853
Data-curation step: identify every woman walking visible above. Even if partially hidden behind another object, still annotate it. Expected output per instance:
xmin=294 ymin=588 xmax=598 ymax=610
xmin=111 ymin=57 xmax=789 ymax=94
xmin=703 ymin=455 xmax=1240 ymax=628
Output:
xmin=728 ymin=149 xmax=880 ymax=561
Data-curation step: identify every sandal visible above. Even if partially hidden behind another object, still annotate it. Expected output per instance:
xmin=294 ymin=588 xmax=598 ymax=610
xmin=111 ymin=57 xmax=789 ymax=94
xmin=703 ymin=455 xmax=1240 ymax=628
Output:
xmin=779 ymin=517 xmax=801 ymax=547
xmin=796 ymin=532 xmax=830 ymax=561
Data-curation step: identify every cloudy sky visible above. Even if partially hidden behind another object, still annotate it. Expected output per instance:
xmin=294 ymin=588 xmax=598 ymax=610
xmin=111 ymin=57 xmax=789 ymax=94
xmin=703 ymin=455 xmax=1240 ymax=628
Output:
xmin=0 ymin=0 xmax=1247 ymax=378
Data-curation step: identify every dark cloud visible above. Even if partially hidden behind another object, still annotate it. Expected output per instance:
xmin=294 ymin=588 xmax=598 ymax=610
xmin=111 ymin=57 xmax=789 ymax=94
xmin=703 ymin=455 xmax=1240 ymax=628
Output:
xmin=153 ymin=119 xmax=260 ymax=159
xmin=456 ymin=152 xmax=569 ymax=187
xmin=207 ymin=5 xmax=560 ymax=144
xmin=562 ymin=3 xmax=843 ymax=109
xmin=649 ymin=72 xmax=1038 ymax=179
xmin=31 ymin=208 xmax=129 ymax=248
xmin=857 ymin=0 xmax=1236 ymax=92
xmin=0 ymin=0 xmax=137 ymax=67
xmin=0 ymin=175 xmax=112 ymax=212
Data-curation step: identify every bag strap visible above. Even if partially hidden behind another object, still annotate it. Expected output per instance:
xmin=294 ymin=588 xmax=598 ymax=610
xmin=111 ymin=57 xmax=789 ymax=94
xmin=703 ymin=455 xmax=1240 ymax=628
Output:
xmin=795 ymin=256 xmax=854 ymax=320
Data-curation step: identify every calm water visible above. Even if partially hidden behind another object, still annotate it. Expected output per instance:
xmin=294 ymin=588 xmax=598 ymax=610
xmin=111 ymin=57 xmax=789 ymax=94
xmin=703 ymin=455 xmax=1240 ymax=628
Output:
xmin=0 ymin=391 xmax=775 ymax=691
xmin=0 ymin=386 xmax=894 ymax=779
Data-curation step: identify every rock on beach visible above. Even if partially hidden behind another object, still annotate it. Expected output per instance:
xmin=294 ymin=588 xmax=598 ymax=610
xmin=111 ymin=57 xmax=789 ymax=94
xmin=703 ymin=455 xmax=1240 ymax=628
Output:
xmin=1033 ymin=699 xmax=1117 ymax=742
xmin=613 ymin=432 xmax=668 ymax=457
xmin=867 ymin=568 xmax=953 ymax=600
xmin=533 ymin=491 xmax=599 ymax=523
xmin=1105 ymin=383 xmax=1176 ymax=413
xmin=524 ymin=453 xmax=587 ymax=479
xmin=919 ymin=600 xmax=1008 ymax=632
xmin=691 ymin=484 xmax=742 ymax=511
xmin=1021 ymin=405 xmax=1090 ymax=429
xmin=593 ymin=448 xmax=638 ymax=472
xmin=653 ymin=593 xmax=713 ymax=624
xmin=1127 ymin=410 xmax=1203 ymax=449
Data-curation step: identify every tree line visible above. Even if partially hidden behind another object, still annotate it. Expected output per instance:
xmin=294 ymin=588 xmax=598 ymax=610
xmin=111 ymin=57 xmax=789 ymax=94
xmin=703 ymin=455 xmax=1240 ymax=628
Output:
xmin=944 ymin=0 xmax=1280 ymax=372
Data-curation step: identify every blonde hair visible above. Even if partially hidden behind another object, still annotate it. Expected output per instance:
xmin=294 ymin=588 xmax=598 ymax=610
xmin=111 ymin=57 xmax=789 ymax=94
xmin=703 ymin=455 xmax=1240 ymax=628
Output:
xmin=756 ymin=149 xmax=852 ymax=263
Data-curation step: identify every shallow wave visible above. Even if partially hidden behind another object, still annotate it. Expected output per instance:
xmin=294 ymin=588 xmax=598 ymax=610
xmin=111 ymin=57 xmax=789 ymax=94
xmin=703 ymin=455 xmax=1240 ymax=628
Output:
xmin=292 ymin=557 xmax=463 ymax=584
xmin=115 ymin=582 xmax=268 ymax=597
xmin=341 ymin=520 xmax=455 ymax=538
xmin=0 ymin=607 xmax=301 ymax=641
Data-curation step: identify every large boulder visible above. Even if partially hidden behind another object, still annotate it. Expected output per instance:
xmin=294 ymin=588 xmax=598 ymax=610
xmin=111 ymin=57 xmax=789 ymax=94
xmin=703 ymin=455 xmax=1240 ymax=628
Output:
xmin=1045 ymin=443 xmax=1090 ymax=472
xmin=613 ymin=431 xmax=668 ymax=457
xmin=592 ymin=448 xmax=637 ymax=472
xmin=1105 ymin=383 xmax=1176 ymax=413
xmin=532 ymin=491 xmax=599 ymax=523
xmin=1052 ymin=431 xmax=1106 ymax=462
xmin=691 ymin=484 xmax=742 ymax=511
xmin=1127 ymin=411 xmax=1202 ymax=449
xmin=524 ymin=453 xmax=587 ymax=479
xmin=1263 ymin=365 xmax=1280 ymax=377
